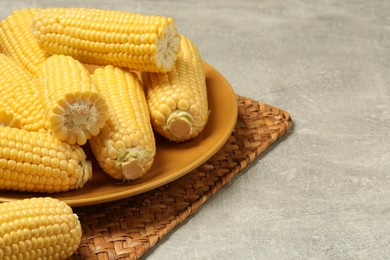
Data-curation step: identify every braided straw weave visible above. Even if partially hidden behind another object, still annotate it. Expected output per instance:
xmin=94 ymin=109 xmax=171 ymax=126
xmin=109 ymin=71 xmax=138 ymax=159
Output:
xmin=71 ymin=95 xmax=292 ymax=259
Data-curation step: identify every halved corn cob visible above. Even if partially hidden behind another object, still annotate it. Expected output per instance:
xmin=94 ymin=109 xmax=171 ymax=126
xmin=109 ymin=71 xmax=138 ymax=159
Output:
xmin=0 ymin=8 xmax=49 ymax=75
xmin=32 ymin=8 xmax=181 ymax=73
xmin=0 ymin=105 xmax=21 ymax=128
xmin=0 ymin=54 xmax=46 ymax=131
xmin=0 ymin=197 xmax=82 ymax=259
xmin=0 ymin=125 xmax=92 ymax=193
xmin=141 ymin=35 xmax=209 ymax=142
xmin=37 ymin=54 xmax=108 ymax=145
xmin=89 ymin=65 xmax=155 ymax=180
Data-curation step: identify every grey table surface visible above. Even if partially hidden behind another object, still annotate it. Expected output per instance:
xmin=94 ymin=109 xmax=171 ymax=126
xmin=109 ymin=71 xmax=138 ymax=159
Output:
xmin=1 ymin=0 xmax=390 ymax=259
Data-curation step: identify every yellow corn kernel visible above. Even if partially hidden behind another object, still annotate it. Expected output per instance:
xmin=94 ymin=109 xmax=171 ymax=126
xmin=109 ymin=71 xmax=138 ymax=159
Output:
xmin=32 ymin=8 xmax=181 ymax=73
xmin=89 ymin=65 xmax=155 ymax=180
xmin=37 ymin=54 xmax=108 ymax=145
xmin=0 ymin=8 xmax=49 ymax=75
xmin=141 ymin=35 xmax=209 ymax=142
xmin=0 ymin=197 xmax=82 ymax=259
xmin=0 ymin=126 xmax=92 ymax=193
xmin=0 ymin=54 xmax=46 ymax=131
xmin=0 ymin=105 xmax=21 ymax=128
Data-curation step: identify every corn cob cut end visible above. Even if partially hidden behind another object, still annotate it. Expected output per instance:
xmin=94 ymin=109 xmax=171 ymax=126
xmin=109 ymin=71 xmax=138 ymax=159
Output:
xmin=155 ymin=20 xmax=181 ymax=72
xmin=122 ymin=161 xmax=142 ymax=180
xmin=49 ymin=92 xmax=108 ymax=145
xmin=92 ymin=136 xmax=155 ymax=181
xmin=108 ymin=144 xmax=155 ymax=181
xmin=121 ymin=158 xmax=148 ymax=180
xmin=163 ymin=110 xmax=208 ymax=142
xmin=124 ymin=154 xmax=154 ymax=180
xmin=165 ymin=111 xmax=193 ymax=141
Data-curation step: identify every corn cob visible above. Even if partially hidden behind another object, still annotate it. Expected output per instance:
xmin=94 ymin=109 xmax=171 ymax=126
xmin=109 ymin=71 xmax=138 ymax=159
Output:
xmin=0 ymin=8 xmax=49 ymax=75
xmin=0 ymin=197 xmax=82 ymax=259
xmin=0 ymin=54 xmax=46 ymax=131
xmin=89 ymin=65 xmax=155 ymax=180
xmin=32 ymin=7 xmax=181 ymax=73
xmin=0 ymin=106 xmax=21 ymax=128
xmin=141 ymin=35 xmax=209 ymax=142
xmin=0 ymin=125 xmax=92 ymax=193
xmin=37 ymin=54 xmax=108 ymax=145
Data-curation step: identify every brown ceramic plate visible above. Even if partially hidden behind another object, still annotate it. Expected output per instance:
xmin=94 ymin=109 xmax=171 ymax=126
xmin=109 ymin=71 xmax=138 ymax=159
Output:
xmin=0 ymin=62 xmax=237 ymax=207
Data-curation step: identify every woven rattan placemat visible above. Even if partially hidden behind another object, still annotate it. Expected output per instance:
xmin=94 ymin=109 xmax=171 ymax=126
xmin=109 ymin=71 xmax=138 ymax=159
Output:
xmin=71 ymin=95 xmax=292 ymax=259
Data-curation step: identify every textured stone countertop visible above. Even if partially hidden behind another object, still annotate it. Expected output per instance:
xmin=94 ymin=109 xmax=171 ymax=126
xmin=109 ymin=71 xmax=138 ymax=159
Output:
xmin=1 ymin=1 xmax=389 ymax=259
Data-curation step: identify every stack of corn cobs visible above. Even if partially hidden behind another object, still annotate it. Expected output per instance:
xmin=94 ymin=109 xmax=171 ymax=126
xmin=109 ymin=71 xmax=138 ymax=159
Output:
xmin=0 ymin=7 xmax=209 ymax=191
xmin=0 ymin=8 xmax=209 ymax=259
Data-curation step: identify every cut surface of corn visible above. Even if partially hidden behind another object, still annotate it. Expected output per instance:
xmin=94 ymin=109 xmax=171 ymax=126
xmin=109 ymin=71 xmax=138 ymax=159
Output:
xmin=0 ymin=54 xmax=46 ymax=131
xmin=89 ymin=65 xmax=155 ymax=180
xmin=0 ymin=197 xmax=82 ymax=259
xmin=141 ymin=35 xmax=209 ymax=142
xmin=0 ymin=125 xmax=92 ymax=193
xmin=37 ymin=54 xmax=108 ymax=145
xmin=0 ymin=106 xmax=21 ymax=128
xmin=0 ymin=8 xmax=49 ymax=75
xmin=32 ymin=8 xmax=181 ymax=72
